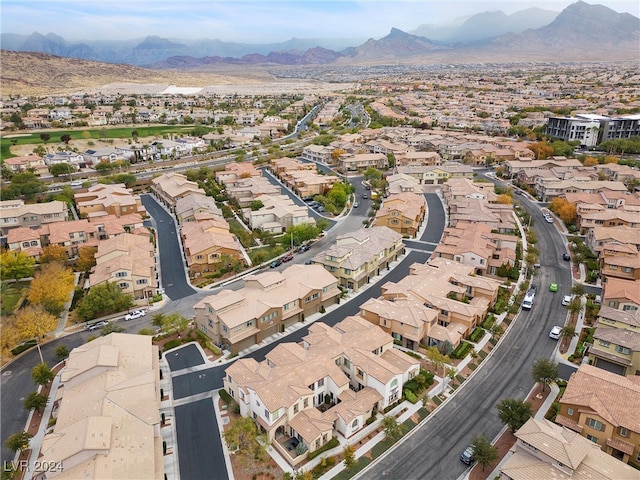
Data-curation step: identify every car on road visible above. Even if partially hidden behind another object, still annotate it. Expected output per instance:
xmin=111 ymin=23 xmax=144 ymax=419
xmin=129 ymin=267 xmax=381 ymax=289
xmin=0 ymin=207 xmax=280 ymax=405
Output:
xmin=549 ymin=282 xmax=558 ymax=292
xmin=282 ymin=254 xmax=294 ymax=263
xmin=549 ymin=326 xmax=562 ymax=340
xmin=125 ymin=309 xmax=147 ymax=321
xmin=270 ymin=260 xmax=282 ymax=268
xmin=362 ymin=193 xmax=368 ymax=199
xmin=563 ymin=253 xmax=571 ymax=261
xmin=545 ymin=216 xmax=554 ymax=223
xmin=562 ymin=295 xmax=572 ymax=306
xmin=460 ymin=446 xmax=475 ymax=465
xmin=353 ymin=202 xmax=359 ymax=208
xmin=297 ymin=244 xmax=310 ymax=253
xmin=87 ymin=321 xmax=108 ymax=331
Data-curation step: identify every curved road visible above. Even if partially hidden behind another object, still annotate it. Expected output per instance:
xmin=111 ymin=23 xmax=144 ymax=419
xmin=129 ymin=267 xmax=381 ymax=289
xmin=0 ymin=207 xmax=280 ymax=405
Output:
xmin=356 ymin=176 xmax=573 ymax=480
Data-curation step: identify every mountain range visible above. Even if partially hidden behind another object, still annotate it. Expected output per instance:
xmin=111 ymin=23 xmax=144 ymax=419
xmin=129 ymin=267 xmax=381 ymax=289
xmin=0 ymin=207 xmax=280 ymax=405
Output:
xmin=1 ymin=1 xmax=638 ymax=77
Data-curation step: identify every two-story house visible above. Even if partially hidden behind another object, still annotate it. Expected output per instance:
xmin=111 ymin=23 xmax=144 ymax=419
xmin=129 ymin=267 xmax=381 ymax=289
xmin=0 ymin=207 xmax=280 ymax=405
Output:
xmin=374 ymin=192 xmax=426 ymax=237
xmin=588 ymin=306 xmax=640 ymax=376
xmin=194 ymin=265 xmax=340 ymax=354
xmin=555 ymin=364 xmax=640 ymax=466
xmin=223 ymin=316 xmax=419 ymax=466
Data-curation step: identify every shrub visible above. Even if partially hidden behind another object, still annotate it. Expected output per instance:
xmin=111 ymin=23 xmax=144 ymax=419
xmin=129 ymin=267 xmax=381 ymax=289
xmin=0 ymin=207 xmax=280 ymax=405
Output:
xmin=163 ymin=339 xmax=182 ymax=351
xmin=366 ymin=414 xmax=377 ymax=426
xmin=219 ymin=389 xmax=234 ymax=404
xmin=307 ymin=437 xmax=339 ymax=460
xmin=451 ymin=341 xmax=473 ymax=359
xmin=404 ymin=390 xmax=418 ymax=404
xmin=469 ymin=327 xmax=485 ymax=343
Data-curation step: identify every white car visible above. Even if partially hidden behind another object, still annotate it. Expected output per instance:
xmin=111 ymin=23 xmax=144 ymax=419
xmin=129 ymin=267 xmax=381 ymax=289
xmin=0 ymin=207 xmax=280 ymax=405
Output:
xmin=87 ymin=321 xmax=108 ymax=331
xmin=549 ymin=326 xmax=562 ymax=340
xmin=562 ymin=295 xmax=572 ymax=306
xmin=124 ymin=310 xmax=146 ymax=321
xmin=545 ymin=216 xmax=554 ymax=223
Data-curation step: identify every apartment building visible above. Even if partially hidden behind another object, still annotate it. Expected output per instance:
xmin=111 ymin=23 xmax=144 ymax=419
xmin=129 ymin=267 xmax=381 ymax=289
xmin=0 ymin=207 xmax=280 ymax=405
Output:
xmin=174 ymin=192 xmax=224 ymax=224
xmin=285 ymin=170 xmax=341 ymax=199
xmin=181 ymin=220 xmax=249 ymax=277
xmin=89 ymin=233 xmax=157 ymax=300
xmin=378 ymin=257 xmax=501 ymax=343
xmin=0 ymin=199 xmax=68 ymax=236
xmin=396 ymin=163 xmax=474 ymax=185
xmin=223 ymin=315 xmax=419 ymax=466
xmin=546 ymin=113 xmax=640 ymax=146
xmin=245 ymin=194 xmax=314 ymax=233
xmin=74 ymin=183 xmax=147 ymax=219
xmin=578 ymin=208 xmax=640 ymax=235
xmin=394 ymin=151 xmax=442 ymax=167
xmin=588 ymin=306 xmax=640 ymax=376
xmin=150 ymin=172 xmax=205 ymax=212
xmin=499 ymin=418 xmax=636 ymax=480
xmin=601 ymin=276 xmax=640 ymax=312
xmin=194 ymin=265 xmax=340 ymax=354
xmin=448 ymin=198 xmax=516 ymax=234
xmin=600 ymin=251 xmax=640 ymax=283
xmin=441 ymin=177 xmax=498 ymax=203
xmin=311 ymin=226 xmax=404 ymax=292
xmin=503 ymin=158 xmax=583 ymax=177
xmin=385 ymin=173 xmax=423 ymax=195
xmin=337 ymin=153 xmax=388 ymax=172
xmin=587 ymin=226 xmax=640 ymax=255
xmin=302 ymin=144 xmax=334 ymax=164
xmin=433 ymin=221 xmax=517 ymax=277
xmin=555 ymin=364 xmax=640 ymax=466
xmin=536 ymin=179 xmax=628 ymax=202
xmin=226 ymin=176 xmax=282 ymax=207
xmin=214 ymin=162 xmax=261 ymax=187
xmin=37 ymin=333 xmax=163 ymax=480
xmin=374 ymin=192 xmax=426 ymax=237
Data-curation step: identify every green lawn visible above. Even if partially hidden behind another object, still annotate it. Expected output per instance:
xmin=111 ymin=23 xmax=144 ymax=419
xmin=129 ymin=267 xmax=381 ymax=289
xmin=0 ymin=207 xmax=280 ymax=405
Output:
xmin=0 ymin=281 xmax=30 ymax=315
xmin=1 ymin=125 xmax=197 ymax=159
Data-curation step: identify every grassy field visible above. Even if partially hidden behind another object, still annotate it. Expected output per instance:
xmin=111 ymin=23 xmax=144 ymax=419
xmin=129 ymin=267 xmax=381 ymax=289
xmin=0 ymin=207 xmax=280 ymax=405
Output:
xmin=0 ymin=281 xmax=30 ymax=316
xmin=1 ymin=125 xmax=197 ymax=159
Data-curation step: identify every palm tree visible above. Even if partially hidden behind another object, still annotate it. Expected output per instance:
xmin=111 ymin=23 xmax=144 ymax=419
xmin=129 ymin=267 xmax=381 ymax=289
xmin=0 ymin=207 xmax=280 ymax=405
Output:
xmin=560 ymin=325 xmax=577 ymax=343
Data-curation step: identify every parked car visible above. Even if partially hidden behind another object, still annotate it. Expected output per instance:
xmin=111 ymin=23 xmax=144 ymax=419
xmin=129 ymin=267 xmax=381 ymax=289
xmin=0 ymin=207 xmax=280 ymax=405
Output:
xmin=11 ymin=339 xmax=37 ymax=356
xmin=270 ymin=260 xmax=282 ymax=268
xmin=545 ymin=215 xmax=554 ymax=223
xmin=460 ymin=446 xmax=475 ymax=465
xmin=563 ymin=253 xmax=571 ymax=261
xmin=87 ymin=321 xmax=108 ymax=331
xmin=562 ymin=295 xmax=572 ymax=306
xmin=282 ymin=254 xmax=294 ymax=263
xmin=549 ymin=326 xmax=562 ymax=340
xmin=298 ymin=244 xmax=310 ymax=253
xmin=125 ymin=309 xmax=146 ymax=321
xmin=549 ymin=283 xmax=558 ymax=292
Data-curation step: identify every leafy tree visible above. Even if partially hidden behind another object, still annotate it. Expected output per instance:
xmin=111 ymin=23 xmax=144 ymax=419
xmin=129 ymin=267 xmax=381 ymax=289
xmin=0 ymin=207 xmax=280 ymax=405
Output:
xmin=496 ymin=398 xmax=533 ymax=434
xmin=560 ymin=325 xmax=578 ymax=342
xmin=76 ymin=246 xmax=98 ymax=272
xmin=249 ymin=200 xmax=264 ymax=211
xmin=437 ymin=340 xmax=454 ymax=356
xmin=3 ymin=305 xmax=57 ymax=362
xmin=223 ymin=416 xmax=265 ymax=465
xmin=55 ymin=345 xmax=69 ymax=361
xmin=4 ymin=172 xmax=45 ymax=200
xmin=381 ymin=415 xmax=402 ymax=441
xmin=50 ymin=162 xmax=74 ymax=178
xmin=583 ymin=156 xmax=599 ymax=167
xmin=39 ymin=244 xmax=68 ymax=264
xmin=343 ymin=444 xmax=356 ymax=468
xmin=131 ymin=130 xmax=139 ymax=141
xmin=152 ymin=313 xmax=190 ymax=334
xmin=39 ymin=133 xmax=51 ymax=143
xmin=471 ymin=434 xmax=498 ymax=471
xmin=27 ymin=262 xmax=75 ymax=316
xmin=531 ymin=358 xmax=558 ymax=392
xmin=100 ymin=323 xmax=126 ymax=335
xmin=527 ymin=141 xmax=554 ymax=160
xmin=496 ymin=194 xmax=512 ymax=205
xmin=363 ymin=167 xmax=383 ymax=182
xmin=75 ymin=281 xmax=134 ymax=321
xmin=548 ymin=197 xmax=577 ymax=225
xmin=33 ymin=145 xmax=47 ymax=157
xmin=0 ymin=250 xmax=36 ymax=282
xmin=24 ymin=391 xmax=48 ymax=413
xmin=60 ymin=134 xmax=72 ymax=145
xmin=571 ymin=283 xmax=585 ymax=297
xmin=32 ymin=362 xmax=55 ymax=386
xmin=426 ymin=346 xmax=450 ymax=388
xmin=4 ymin=431 xmax=32 ymax=453
xmin=446 ymin=367 xmax=457 ymax=388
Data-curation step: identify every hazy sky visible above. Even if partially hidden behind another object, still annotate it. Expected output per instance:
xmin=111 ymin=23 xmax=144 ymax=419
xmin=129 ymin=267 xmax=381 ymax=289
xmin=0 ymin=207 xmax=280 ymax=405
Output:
xmin=2 ymin=0 xmax=638 ymax=43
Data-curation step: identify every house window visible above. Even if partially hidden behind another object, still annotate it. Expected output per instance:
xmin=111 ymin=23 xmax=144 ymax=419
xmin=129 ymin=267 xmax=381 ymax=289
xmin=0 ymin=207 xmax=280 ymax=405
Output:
xmin=246 ymin=320 xmax=254 ymax=328
xmin=586 ymin=434 xmax=599 ymax=443
xmin=117 ymin=282 xmax=128 ymax=289
xmin=586 ymin=418 xmax=604 ymax=431
xmin=196 ymin=255 xmax=203 ymax=260
xmin=264 ymin=409 xmax=269 ymax=419
xmin=598 ymin=340 xmax=611 ymax=347
xmin=317 ymin=378 xmax=324 ymax=387
xmin=303 ymin=398 xmax=308 ymax=408
xmin=615 ymin=345 xmax=631 ymax=355
xmin=619 ymin=427 xmax=628 ymax=437
xmin=343 ymin=358 xmax=351 ymax=368
xmin=391 ymin=378 xmax=398 ymax=388
xmin=567 ymin=408 xmax=574 ymax=416
xmin=351 ymin=419 xmax=359 ymax=428
xmin=293 ymin=404 xmax=298 ymax=414
xmin=136 ymin=279 xmax=148 ymax=285
xmin=116 ymin=271 xmax=127 ymax=277
xmin=356 ymin=369 xmax=364 ymax=378
xmin=22 ymin=242 xmax=30 ymax=248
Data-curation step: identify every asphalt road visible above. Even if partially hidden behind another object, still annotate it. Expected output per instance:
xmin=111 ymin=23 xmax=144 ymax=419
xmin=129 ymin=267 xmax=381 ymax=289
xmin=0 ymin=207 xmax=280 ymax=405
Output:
xmin=356 ymin=175 xmax=573 ymax=480
xmin=141 ymin=194 xmax=197 ymax=300
xmin=175 ymin=398 xmax=229 ymax=480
